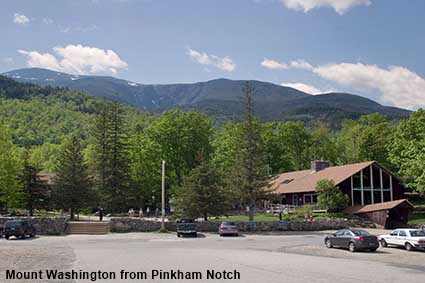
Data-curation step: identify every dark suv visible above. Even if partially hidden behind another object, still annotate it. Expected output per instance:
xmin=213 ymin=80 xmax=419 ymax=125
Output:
xmin=177 ymin=219 xmax=197 ymax=237
xmin=4 ymin=220 xmax=36 ymax=239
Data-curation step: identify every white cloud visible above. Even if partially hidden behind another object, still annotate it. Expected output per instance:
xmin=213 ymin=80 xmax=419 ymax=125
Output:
xmin=280 ymin=59 xmax=425 ymax=109
xmin=311 ymin=63 xmax=425 ymax=109
xmin=18 ymin=44 xmax=128 ymax=75
xmin=18 ymin=50 xmax=61 ymax=70
xmin=281 ymin=0 xmax=371 ymax=14
xmin=187 ymin=48 xmax=236 ymax=72
xmin=13 ymin=13 xmax=30 ymax=25
xmin=281 ymin=82 xmax=326 ymax=94
xmin=261 ymin=59 xmax=288 ymax=70
xmin=288 ymin=59 xmax=314 ymax=70
xmin=261 ymin=58 xmax=313 ymax=70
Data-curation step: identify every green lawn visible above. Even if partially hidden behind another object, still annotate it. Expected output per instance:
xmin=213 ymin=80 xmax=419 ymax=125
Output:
xmin=209 ymin=214 xmax=282 ymax=222
xmin=208 ymin=212 xmax=344 ymax=222
xmin=408 ymin=213 xmax=425 ymax=225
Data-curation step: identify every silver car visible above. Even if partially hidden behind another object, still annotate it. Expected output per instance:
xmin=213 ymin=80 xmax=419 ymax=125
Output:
xmin=219 ymin=222 xmax=239 ymax=237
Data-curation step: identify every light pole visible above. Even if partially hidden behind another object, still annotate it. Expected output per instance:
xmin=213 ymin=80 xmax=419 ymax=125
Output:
xmin=161 ymin=160 xmax=166 ymax=231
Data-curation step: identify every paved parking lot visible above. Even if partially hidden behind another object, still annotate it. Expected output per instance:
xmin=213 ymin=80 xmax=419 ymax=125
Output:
xmin=1 ymin=230 xmax=424 ymax=283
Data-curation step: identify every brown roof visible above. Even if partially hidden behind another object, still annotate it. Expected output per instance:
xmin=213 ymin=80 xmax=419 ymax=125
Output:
xmin=37 ymin=173 xmax=55 ymax=185
xmin=270 ymin=161 xmax=375 ymax=194
xmin=344 ymin=199 xmax=414 ymax=214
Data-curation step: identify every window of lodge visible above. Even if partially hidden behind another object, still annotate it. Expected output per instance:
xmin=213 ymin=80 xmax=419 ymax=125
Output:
xmin=351 ymin=164 xmax=393 ymax=206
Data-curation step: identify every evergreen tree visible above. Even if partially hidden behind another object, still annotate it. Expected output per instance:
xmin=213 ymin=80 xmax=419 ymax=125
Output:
xmin=230 ymin=82 xmax=270 ymax=221
xmin=53 ymin=136 xmax=93 ymax=220
xmin=107 ymin=102 xmax=131 ymax=212
xmin=93 ymin=102 xmax=130 ymax=212
xmin=21 ymin=151 xmax=49 ymax=215
xmin=174 ymin=154 xmax=228 ymax=220
xmin=93 ymin=103 xmax=111 ymax=194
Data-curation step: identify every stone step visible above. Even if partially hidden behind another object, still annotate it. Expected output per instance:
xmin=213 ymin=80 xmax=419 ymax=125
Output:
xmin=66 ymin=222 xmax=110 ymax=235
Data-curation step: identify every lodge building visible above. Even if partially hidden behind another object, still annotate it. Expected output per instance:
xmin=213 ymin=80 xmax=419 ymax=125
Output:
xmin=269 ymin=160 xmax=413 ymax=228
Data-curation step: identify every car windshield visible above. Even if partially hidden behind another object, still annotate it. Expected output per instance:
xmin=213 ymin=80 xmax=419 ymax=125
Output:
xmin=352 ymin=230 xmax=371 ymax=236
xmin=409 ymin=230 xmax=425 ymax=237
xmin=6 ymin=221 xmax=22 ymax=228
xmin=178 ymin=223 xmax=195 ymax=229
xmin=222 ymin=222 xmax=236 ymax=226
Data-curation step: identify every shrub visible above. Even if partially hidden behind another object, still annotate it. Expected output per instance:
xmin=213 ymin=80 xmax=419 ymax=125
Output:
xmin=315 ymin=179 xmax=349 ymax=212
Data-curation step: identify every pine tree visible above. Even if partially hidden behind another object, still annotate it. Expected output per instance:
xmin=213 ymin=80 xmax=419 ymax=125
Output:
xmin=21 ymin=151 xmax=49 ymax=216
xmin=174 ymin=154 xmax=228 ymax=220
xmin=107 ymin=102 xmax=131 ymax=212
xmin=93 ymin=102 xmax=130 ymax=212
xmin=230 ymin=82 xmax=270 ymax=221
xmin=53 ymin=136 xmax=93 ymax=220
xmin=93 ymin=103 xmax=111 ymax=194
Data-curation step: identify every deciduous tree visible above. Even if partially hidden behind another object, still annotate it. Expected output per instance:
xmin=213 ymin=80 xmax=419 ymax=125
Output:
xmin=0 ymin=127 xmax=23 ymax=209
xmin=388 ymin=109 xmax=425 ymax=193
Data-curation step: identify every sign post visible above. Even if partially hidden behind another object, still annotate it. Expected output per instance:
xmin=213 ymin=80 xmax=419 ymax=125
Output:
xmin=161 ymin=160 xmax=166 ymax=231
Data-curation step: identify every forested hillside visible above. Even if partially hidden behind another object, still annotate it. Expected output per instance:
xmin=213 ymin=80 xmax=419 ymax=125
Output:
xmin=0 ymin=75 xmax=152 ymax=146
xmin=3 ymin=68 xmax=411 ymax=126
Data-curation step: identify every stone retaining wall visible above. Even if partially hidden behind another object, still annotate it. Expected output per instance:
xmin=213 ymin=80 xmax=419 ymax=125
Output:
xmin=109 ymin=217 xmax=350 ymax=233
xmin=0 ymin=217 xmax=67 ymax=235
xmin=0 ymin=217 xmax=368 ymax=235
xmin=410 ymin=223 xmax=425 ymax=229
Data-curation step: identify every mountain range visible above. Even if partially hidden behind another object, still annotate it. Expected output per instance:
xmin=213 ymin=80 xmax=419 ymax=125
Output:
xmin=2 ymin=68 xmax=410 ymax=126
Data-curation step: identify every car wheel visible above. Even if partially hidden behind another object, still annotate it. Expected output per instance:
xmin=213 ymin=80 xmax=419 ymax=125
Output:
xmin=325 ymin=239 xmax=333 ymax=248
xmin=405 ymin=242 xmax=414 ymax=251
xmin=177 ymin=233 xmax=180 ymax=237
xmin=348 ymin=242 xmax=356 ymax=252
xmin=380 ymin=239 xmax=388 ymax=247
xmin=369 ymin=248 xmax=377 ymax=252
xmin=5 ymin=235 xmax=9 ymax=240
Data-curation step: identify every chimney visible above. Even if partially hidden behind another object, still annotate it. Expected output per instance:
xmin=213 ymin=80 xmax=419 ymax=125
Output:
xmin=311 ymin=160 xmax=329 ymax=172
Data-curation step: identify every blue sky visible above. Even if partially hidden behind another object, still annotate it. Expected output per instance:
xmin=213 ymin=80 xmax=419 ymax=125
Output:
xmin=1 ymin=0 xmax=424 ymax=110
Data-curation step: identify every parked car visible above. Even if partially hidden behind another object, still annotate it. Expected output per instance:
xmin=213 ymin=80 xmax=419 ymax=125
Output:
xmin=3 ymin=220 xmax=36 ymax=240
xmin=379 ymin=229 xmax=425 ymax=251
xmin=0 ymin=224 xmax=4 ymax=238
xmin=324 ymin=229 xmax=379 ymax=252
xmin=176 ymin=219 xmax=197 ymax=237
xmin=219 ymin=222 xmax=239 ymax=236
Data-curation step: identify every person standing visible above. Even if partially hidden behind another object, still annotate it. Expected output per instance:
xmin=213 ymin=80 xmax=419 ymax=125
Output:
xmin=139 ymin=208 xmax=144 ymax=218
xmin=99 ymin=207 xmax=104 ymax=222
xmin=146 ymin=207 xmax=150 ymax=217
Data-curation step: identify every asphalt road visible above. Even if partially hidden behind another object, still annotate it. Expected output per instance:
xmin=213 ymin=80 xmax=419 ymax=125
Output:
xmin=1 ymin=230 xmax=425 ymax=283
